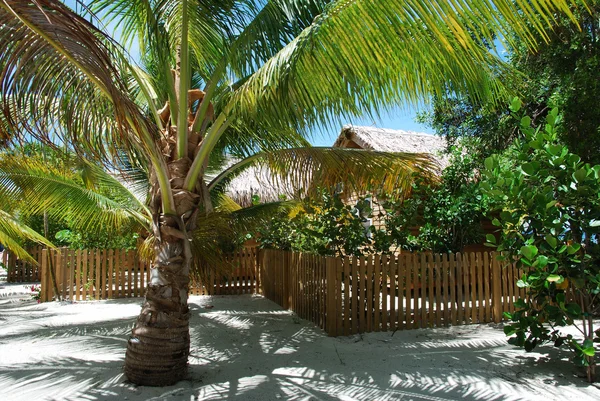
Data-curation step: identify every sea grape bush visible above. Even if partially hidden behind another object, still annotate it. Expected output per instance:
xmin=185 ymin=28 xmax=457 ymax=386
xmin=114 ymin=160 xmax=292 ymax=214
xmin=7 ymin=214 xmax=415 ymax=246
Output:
xmin=482 ymin=99 xmax=600 ymax=382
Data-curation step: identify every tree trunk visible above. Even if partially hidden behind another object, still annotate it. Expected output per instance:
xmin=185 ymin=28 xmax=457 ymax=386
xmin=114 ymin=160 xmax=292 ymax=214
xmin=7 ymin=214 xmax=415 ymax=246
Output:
xmin=124 ymin=157 xmax=200 ymax=386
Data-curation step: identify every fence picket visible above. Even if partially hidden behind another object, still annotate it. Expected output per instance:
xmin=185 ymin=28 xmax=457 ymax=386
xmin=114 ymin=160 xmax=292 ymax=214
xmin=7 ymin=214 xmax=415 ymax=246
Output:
xmin=441 ymin=253 xmax=449 ymax=326
xmin=366 ymin=256 xmax=373 ymax=332
xmin=476 ymin=252 xmax=484 ymax=323
xmin=397 ymin=255 xmax=405 ymax=330
xmin=68 ymin=249 xmax=75 ymax=301
xmin=427 ymin=253 xmax=434 ymax=328
xmin=405 ymin=254 xmax=413 ymax=329
xmin=389 ymin=255 xmax=396 ymax=332
xmin=343 ymin=256 xmax=351 ymax=335
xmin=469 ymin=252 xmax=477 ymax=323
xmin=483 ymin=252 xmax=491 ymax=322
xmin=435 ymin=253 xmax=442 ymax=327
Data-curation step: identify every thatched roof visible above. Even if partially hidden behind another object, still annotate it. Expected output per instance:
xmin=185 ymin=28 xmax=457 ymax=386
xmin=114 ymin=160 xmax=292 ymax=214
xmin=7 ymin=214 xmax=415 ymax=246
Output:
xmin=224 ymin=163 xmax=301 ymax=207
xmin=333 ymin=125 xmax=447 ymax=165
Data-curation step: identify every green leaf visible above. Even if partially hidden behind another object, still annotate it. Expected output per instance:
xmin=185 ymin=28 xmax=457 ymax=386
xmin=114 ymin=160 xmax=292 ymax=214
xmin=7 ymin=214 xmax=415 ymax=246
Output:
xmin=565 ymin=303 xmax=582 ymax=318
xmin=520 ymin=116 xmax=532 ymax=127
xmin=520 ymin=245 xmax=538 ymax=261
xmin=484 ymin=156 xmax=495 ymax=171
xmin=510 ymin=97 xmax=522 ymax=113
xmin=547 ymin=144 xmax=563 ymax=156
xmin=573 ymin=168 xmax=588 ymax=183
xmin=517 ymin=279 xmax=529 ymax=288
xmin=536 ymin=255 xmax=549 ymax=268
xmin=567 ymin=243 xmax=581 ymax=255
xmin=486 ymin=234 xmax=496 ymax=244
xmin=504 ymin=326 xmax=517 ymax=336
xmin=546 ymin=274 xmax=562 ymax=282
xmin=521 ymin=162 xmax=539 ymax=176
xmin=582 ymin=347 xmax=595 ymax=357
xmin=545 ymin=235 xmax=558 ymax=249
xmin=524 ymin=339 xmax=537 ymax=352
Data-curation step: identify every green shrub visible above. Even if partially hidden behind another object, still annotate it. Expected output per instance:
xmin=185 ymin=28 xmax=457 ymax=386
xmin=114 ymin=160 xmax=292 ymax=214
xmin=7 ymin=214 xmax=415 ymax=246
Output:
xmin=482 ymin=99 xmax=600 ymax=382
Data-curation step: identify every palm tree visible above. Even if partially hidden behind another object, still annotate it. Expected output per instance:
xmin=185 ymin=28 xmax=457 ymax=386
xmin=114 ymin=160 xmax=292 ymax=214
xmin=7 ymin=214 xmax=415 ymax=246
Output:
xmin=0 ymin=0 xmax=582 ymax=386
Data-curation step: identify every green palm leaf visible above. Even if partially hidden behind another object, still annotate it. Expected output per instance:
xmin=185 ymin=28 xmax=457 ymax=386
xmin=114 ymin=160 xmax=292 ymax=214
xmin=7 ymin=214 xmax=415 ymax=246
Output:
xmin=209 ymin=146 xmax=438 ymax=205
xmin=0 ymin=209 xmax=53 ymax=263
xmin=228 ymin=0 xmax=576 ymax=133
xmin=0 ymin=1 xmax=156 ymax=159
xmin=0 ymin=155 xmax=150 ymax=234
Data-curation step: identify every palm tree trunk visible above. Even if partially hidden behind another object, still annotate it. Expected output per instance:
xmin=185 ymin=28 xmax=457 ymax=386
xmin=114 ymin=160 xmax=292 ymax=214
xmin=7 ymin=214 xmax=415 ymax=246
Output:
xmin=124 ymin=157 xmax=199 ymax=386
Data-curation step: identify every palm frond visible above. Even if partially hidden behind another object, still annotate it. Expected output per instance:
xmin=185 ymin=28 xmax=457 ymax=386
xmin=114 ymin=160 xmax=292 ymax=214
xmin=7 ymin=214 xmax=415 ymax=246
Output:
xmin=0 ymin=0 xmax=161 ymax=164
xmin=226 ymin=0 xmax=329 ymax=77
xmin=229 ymin=200 xmax=303 ymax=231
xmin=211 ymin=118 xmax=312 ymax=159
xmin=229 ymin=0 xmax=579 ymax=133
xmin=0 ymin=209 xmax=53 ymax=263
xmin=0 ymin=156 xmax=150 ymax=234
xmin=209 ymin=147 xmax=438 ymax=205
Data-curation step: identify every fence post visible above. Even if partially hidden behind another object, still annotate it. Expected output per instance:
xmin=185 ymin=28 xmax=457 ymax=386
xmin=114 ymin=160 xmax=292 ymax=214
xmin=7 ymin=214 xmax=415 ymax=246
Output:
xmin=491 ymin=253 xmax=503 ymax=323
xmin=40 ymin=249 xmax=49 ymax=302
xmin=326 ymin=256 xmax=337 ymax=336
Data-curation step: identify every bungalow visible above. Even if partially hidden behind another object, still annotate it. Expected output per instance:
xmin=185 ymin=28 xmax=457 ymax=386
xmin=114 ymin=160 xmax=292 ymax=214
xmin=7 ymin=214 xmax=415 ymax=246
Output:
xmin=224 ymin=125 xmax=492 ymax=253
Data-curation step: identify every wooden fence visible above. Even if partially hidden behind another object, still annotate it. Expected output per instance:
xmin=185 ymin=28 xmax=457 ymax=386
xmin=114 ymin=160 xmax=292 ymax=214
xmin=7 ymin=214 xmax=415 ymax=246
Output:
xmin=34 ymin=246 xmax=259 ymax=302
xmin=259 ymin=250 xmax=527 ymax=336
xmin=189 ymin=247 xmax=260 ymax=296
xmin=2 ymin=246 xmax=43 ymax=282
xmin=39 ymin=248 xmax=145 ymax=302
xmin=7 ymin=246 xmax=535 ymax=337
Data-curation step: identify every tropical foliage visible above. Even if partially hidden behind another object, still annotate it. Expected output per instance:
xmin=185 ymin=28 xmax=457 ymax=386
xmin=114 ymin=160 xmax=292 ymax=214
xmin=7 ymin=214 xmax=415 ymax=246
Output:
xmin=0 ymin=0 xmax=586 ymax=386
xmin=373 ymin=148 xmax=488 ymax=253
xmin=482 ymin=102 xmax=600 ymax=382
xmin=256 ymin=190 xmax=374 ymax=256
xmin=419 ymin=0 xmax=600 ymax=163
xmin=256 ymin=148 xmax=489 ymax=256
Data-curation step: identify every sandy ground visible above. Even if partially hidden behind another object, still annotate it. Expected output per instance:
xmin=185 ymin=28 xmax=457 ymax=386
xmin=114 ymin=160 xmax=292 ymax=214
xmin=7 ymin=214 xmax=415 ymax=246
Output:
xmin=1 ymin=282 xmax=600 ymax=401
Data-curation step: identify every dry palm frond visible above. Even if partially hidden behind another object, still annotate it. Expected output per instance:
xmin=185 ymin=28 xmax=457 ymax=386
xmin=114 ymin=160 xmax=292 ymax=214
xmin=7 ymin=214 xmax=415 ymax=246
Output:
xmin=0 ymin=0 xmax=160 ymax=164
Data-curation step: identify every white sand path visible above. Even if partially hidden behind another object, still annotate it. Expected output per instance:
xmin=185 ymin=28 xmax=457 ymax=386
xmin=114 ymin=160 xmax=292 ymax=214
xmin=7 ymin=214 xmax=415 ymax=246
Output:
xmin=0 ymin=284 xmax=599 ymax=401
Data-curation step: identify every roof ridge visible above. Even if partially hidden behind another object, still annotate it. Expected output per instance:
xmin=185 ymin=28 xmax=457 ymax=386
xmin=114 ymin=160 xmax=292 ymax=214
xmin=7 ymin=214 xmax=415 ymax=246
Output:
xmin=342 ymin=124 xmax=433 ymax=137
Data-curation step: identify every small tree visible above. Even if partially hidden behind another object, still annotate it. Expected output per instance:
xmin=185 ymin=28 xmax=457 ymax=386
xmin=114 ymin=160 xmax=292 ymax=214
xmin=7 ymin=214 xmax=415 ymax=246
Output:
xmin=482 ymin=99 xmax=600 ymax=382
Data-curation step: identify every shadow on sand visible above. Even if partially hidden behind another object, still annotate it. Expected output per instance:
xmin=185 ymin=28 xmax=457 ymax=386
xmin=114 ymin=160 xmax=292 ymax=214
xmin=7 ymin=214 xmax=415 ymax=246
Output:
xmin=0 ymin=294 xmax=598 ymax=401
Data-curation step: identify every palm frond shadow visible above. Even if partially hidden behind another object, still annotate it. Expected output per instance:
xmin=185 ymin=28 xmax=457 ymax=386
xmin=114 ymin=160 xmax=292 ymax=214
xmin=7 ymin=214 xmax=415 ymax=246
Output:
xmin=0 ymin=295 xmax=595 ymax=401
